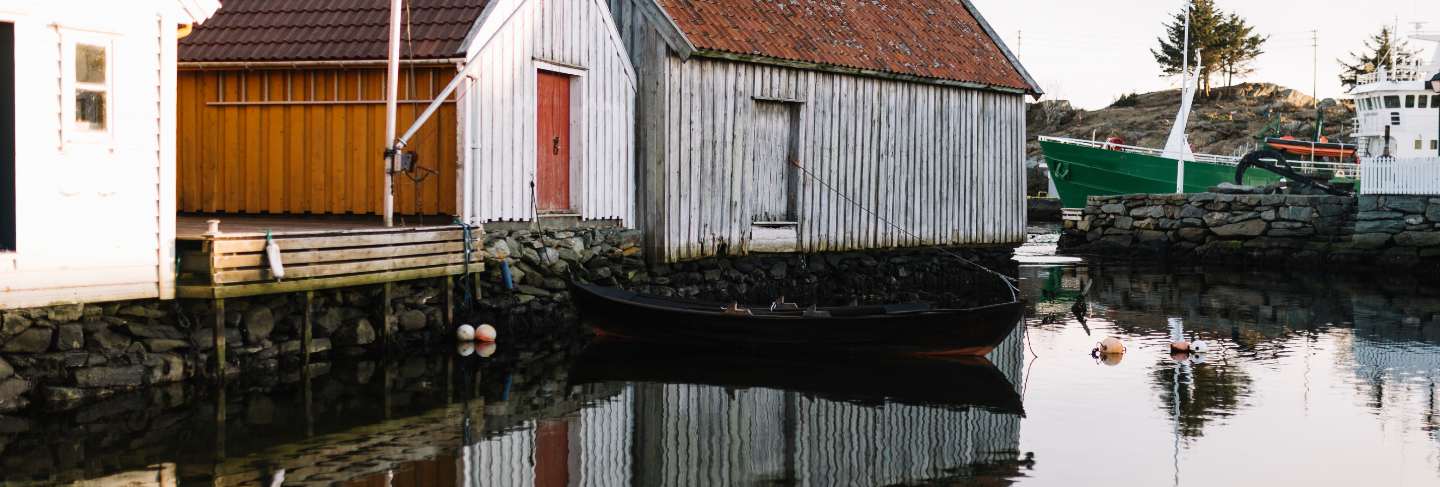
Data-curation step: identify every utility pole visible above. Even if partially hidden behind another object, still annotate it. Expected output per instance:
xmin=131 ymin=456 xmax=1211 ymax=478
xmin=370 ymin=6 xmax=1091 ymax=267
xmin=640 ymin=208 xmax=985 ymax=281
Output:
xmin=1311 ymin=30 xmax=1318 ymax=109
xmin=382 ymin=0 xmax=402 ymax=227
xmin=1017 ymin=30 xmax=1022 ymax=57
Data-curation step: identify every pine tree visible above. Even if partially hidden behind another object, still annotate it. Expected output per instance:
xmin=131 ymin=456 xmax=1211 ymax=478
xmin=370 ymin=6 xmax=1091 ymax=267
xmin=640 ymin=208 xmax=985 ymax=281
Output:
xmin=1338 ymin=26 xmax=1420 ymax=90
xmin=1151 ymin=0 xmax=1266 ymax=96
xmin=1216 ymin=13 xmax=1266 ymax=89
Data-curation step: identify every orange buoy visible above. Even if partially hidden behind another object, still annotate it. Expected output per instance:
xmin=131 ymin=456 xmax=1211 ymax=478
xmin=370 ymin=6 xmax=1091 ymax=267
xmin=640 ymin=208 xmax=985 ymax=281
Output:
xmin=478 ymin=342 xmax=497 ymax=358
xmin=476 ymin=324 xmax=498 ymax=342
xmin=1097 ymin=336 xmax=1125 ymax=355
xmin=1170 ymin=341 xmax=1191 ymax=352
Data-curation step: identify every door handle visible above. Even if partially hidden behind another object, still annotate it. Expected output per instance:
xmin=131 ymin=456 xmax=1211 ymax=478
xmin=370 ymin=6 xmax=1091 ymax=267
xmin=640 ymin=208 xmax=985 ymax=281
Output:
xmin=552 ymin=136 xmax=561 ymax=155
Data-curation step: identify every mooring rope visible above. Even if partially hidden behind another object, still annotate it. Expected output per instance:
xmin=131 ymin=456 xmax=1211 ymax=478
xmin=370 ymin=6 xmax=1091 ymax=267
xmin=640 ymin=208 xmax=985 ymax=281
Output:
xmin=454 ymin=218 xmax=476 ymax=313
xmin=787 ymin=160 xmax=1020 ymax=302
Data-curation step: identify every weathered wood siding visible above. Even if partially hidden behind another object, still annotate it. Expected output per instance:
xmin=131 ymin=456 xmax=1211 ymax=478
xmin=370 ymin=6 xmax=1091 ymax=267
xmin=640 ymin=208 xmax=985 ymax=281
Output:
xmin=463 ymin=0 xmax=636 ymax=225
xmin=177 ymin=67 xmax=458 ymax=216
xmin=641 ymin=56 xmax=1026 ymax=261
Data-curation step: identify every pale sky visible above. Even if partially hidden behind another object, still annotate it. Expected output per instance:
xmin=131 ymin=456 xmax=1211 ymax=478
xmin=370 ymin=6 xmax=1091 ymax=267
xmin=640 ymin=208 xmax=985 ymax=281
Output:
xmin=970 ymin=0 xmax=1439 ymax=109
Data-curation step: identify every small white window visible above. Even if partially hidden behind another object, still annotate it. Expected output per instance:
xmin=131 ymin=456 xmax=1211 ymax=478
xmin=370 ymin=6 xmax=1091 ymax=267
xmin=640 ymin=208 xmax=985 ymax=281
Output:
xmin=60 ymin=30 xmax=114 ymax=145
xmin=74 ymin=43 xmax=106 ymax=130
xmin=1417 ymin=139 xmax=1425 ymax=150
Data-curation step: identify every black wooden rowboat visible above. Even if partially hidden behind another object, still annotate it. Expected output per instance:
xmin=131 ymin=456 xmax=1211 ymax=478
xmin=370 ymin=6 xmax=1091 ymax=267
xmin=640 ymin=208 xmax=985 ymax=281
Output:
xmin=571 ymin=282 xmax=1023 ymax=356
xmin=570 ymin=340 xmax=1024 ymax=414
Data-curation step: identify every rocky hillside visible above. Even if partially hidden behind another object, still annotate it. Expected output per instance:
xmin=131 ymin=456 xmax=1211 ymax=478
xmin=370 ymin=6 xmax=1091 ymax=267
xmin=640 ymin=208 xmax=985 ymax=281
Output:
xmin=1027 ymin=83 xmax=1354 ymax=161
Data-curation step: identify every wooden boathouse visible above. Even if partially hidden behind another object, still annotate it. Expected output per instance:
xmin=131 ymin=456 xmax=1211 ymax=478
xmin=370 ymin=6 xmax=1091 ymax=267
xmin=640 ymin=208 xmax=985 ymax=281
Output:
xmin=0 ymin=0 xmax=220 ymax=309
xmin=176 ymin=0 xmax=637 ymax=228
xmin=168 ymin=0 xmax=637 ymax=299
xmin=608 ymin=0 xmax=1042 ymax=262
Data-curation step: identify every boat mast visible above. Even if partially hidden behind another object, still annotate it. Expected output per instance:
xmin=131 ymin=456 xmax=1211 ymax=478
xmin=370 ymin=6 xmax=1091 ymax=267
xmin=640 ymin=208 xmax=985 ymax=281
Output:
xmin=1176 ymin=0 xmax=1191 ymax=193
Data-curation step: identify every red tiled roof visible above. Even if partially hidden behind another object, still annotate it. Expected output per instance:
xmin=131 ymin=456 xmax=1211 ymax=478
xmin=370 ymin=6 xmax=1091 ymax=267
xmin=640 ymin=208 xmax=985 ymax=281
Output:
xmin=656 ymin=0 xmax=1036 ymax=93
xmin=179 ymin=0 xmax=488 ymax=63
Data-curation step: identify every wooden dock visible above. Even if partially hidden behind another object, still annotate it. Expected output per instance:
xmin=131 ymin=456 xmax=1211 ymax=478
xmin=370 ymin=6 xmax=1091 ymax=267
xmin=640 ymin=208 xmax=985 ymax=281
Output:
xmin=176 ymin=215 xmax=482 ymax=299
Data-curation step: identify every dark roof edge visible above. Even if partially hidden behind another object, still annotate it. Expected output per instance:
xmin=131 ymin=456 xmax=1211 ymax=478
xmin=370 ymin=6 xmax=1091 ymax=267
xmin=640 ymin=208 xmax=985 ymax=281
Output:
xmin=957 ymin=0 xmax=1043 ymax=98
xmin=638 ymin=0 xmax=696 ymax=59
xmin=691 ymin=50 xmax=1032 ymax=96
xmin=178 ymin=58 xmax=465 ymax=69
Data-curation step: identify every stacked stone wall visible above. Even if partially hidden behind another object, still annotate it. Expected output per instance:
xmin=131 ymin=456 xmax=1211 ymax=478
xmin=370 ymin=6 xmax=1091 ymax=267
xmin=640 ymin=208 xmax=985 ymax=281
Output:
xmin=1062 ymin=192 xmax=1440 ymax=268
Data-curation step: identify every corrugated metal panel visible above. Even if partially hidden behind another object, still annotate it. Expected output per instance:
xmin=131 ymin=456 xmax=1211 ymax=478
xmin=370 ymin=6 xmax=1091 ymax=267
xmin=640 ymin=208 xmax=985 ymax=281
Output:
xmin=646 ymin=56 xmax=1026 ymax=262
xmin=468 ymin=0 xmax=636 ymax=225
xmin=653 ymin=0 xmax=1035 ymax=93
xmin=179 ymin=0 xmax=486 ymax=62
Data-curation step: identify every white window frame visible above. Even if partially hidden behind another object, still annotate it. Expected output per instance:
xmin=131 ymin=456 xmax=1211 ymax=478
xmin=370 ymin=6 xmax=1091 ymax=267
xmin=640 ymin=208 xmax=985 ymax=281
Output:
xmin=59 ymin=29 xmax=115 ymax=147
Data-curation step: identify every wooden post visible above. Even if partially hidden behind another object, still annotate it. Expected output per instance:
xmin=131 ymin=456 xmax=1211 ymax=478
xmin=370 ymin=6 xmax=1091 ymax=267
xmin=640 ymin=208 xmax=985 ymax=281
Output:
xmin=444 ymin=276 xmax=455 ymax=328
xmin=213 ymin=298 xmax=226 ymax=379
xmin=214 ymin=380 xmax=227 ymax=461
xmin=381 ymin=282 xmax=393 ymax=346
xmin=302 ymin=291 xmax=314 ymax=368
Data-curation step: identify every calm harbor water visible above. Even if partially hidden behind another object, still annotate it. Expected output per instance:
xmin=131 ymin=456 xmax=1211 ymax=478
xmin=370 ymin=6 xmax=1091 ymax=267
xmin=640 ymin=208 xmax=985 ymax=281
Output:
xmin=8 ymin=226 xmax=1440 ymax=486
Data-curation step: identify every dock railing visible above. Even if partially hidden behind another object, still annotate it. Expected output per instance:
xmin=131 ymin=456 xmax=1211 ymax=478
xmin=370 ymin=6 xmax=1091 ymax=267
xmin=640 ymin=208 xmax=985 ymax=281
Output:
xmin=1361 ymin=157 xmax=1440 ymax=195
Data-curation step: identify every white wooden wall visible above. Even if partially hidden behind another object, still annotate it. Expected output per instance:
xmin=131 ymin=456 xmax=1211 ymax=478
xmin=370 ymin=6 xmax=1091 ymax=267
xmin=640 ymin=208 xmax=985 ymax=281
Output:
xmin=462 ymin=0 xmax=636 ymax=225
xmin=0 ymin=1 xmax=206 ymax=309
xmin=636 ymin=54 xmax=1028 ymax=262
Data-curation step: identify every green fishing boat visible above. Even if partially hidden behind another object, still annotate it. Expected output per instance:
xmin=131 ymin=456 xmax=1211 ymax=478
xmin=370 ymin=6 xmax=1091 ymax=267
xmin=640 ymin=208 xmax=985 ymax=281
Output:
xmin=1038 ymin=136 xmax=1282 ymax=208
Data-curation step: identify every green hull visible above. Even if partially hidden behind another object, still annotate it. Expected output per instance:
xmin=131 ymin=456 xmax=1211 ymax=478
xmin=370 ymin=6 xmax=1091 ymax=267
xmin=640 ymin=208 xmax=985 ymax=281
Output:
xmin=1039 ymin=139 xmax=1281 ymax=208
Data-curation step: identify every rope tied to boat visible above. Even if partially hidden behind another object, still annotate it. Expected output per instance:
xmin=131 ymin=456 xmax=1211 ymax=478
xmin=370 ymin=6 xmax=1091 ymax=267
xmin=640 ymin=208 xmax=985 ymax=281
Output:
xmin=787 ymin=160 xmax=1020 ymax=303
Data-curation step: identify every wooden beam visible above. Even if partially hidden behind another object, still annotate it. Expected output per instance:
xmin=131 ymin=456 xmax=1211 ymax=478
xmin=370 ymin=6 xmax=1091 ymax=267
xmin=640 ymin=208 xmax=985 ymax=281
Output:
xmin=211 ymin=229 xmax=466 ymax=253
xmin=212 ymin=241 xmax=465 ymax=268
xmin=212 ymin=253 xmax=466 ymax=284
xmin=177 ymin=264 xmax=473 ymax=299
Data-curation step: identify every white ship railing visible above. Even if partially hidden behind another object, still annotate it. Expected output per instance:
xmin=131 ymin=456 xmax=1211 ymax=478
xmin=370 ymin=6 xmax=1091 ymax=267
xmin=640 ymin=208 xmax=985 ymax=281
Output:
xmin=1038 ymin=136 xmax=1362 ymax=176
xmin=1356 ymin=63 xmax=1428 ymax=84
xmin=1361 ymin=157 xmax=1440 ymax=195
xmin=1038 ymin=136 xmax=1240 ymax=165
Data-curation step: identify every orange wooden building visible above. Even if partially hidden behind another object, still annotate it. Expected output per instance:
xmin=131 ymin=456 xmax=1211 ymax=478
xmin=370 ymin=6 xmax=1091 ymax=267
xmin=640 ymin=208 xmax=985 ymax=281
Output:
xmin=175 ymin=2 xmax=481 ymax=218
xmin=176 ymin=0 xmax=638 ymax=227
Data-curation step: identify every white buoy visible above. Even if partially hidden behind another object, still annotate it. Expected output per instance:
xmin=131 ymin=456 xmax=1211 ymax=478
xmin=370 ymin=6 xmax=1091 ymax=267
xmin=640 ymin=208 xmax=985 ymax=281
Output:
xmin=456 ymin=324 xmax=476 ymax=341
xmin=264 ymin=231 xmax=285 ymax=280
xmin=476 ymin=324 xmax=497 ymax=342
xmin=457 ymin=342 xmax=475 ymax=357
xmin=1191 ymin=340 xmax=1209 ymax=353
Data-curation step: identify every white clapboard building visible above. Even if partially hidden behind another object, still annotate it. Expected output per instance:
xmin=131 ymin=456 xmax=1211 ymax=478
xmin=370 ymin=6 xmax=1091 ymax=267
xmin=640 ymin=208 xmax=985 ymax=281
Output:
xmin=0 ymin=0 xmax=219 ymax=308
xmin=607 ymin=0 xmax=1042 ymax=262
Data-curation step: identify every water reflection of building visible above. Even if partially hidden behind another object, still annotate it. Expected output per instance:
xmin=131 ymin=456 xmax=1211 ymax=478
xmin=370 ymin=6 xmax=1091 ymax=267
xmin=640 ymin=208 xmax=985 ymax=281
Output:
xmin=462 ymin=326 xmax=1027 ymax=486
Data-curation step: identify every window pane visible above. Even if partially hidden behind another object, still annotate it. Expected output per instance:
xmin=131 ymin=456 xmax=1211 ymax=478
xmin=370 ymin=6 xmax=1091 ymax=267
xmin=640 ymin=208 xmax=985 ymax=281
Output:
xmin=75 ymin=44 xmax=104 ymax=84
xmin=1422 ymin=96 xmax=1431 ymax=109
xmin=1385 ymin=96 xmax=1401 ymax=108
xmin=76 ymin=89 xmax=105 ymax=130
xmin=1417 ymin=140 xmax=1425 ymax=150
xmin=1433 ymin=95 xmax=1440 ymax=108
xmin=1406 ymin=95 xmax=1416 ymax=108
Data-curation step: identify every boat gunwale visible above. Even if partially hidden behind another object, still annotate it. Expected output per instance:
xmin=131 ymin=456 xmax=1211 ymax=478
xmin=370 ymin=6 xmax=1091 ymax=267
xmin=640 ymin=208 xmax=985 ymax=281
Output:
xmin=573 ymin=282 xmax=1021 ymax=322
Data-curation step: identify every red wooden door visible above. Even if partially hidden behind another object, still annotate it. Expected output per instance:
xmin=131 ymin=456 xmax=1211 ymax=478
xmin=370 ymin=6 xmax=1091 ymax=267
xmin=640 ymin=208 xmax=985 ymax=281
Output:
xmin=534 ymin=419 xmax=570 ymax=487
xmin=536 ymin=71 xmax=571 ymax=211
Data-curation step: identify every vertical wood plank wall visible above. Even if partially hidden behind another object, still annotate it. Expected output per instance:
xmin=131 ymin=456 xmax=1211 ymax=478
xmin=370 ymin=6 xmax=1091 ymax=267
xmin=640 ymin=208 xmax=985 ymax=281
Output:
xmin=466 ymin=0 xmax=636 ymax=224
xmin=638 ymin=55 xmax=1027 ymax=262
xmin=176 ymin=67 xmax=458 ymax=216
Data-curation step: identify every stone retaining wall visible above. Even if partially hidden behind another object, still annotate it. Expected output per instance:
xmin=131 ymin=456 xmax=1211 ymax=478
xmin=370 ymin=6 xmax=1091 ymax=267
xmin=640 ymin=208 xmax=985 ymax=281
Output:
xmin=1 ymin=225 xmax=1017 ymax=413
xmin=476 ymin=227 xmax=1017 ymax=318
xmin=1062 ymin=192 xmax=1440 ymax=268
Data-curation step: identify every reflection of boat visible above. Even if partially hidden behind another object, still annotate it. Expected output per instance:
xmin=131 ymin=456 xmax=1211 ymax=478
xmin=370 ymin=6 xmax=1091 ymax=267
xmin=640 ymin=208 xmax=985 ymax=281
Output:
xmin=572 ymin=283 xmax=1024 ymax=356
xmin=570 ymin=340 xmax=1024 ymax=414
xmin=1265 ymin=136 xmax=1357 ymax=159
